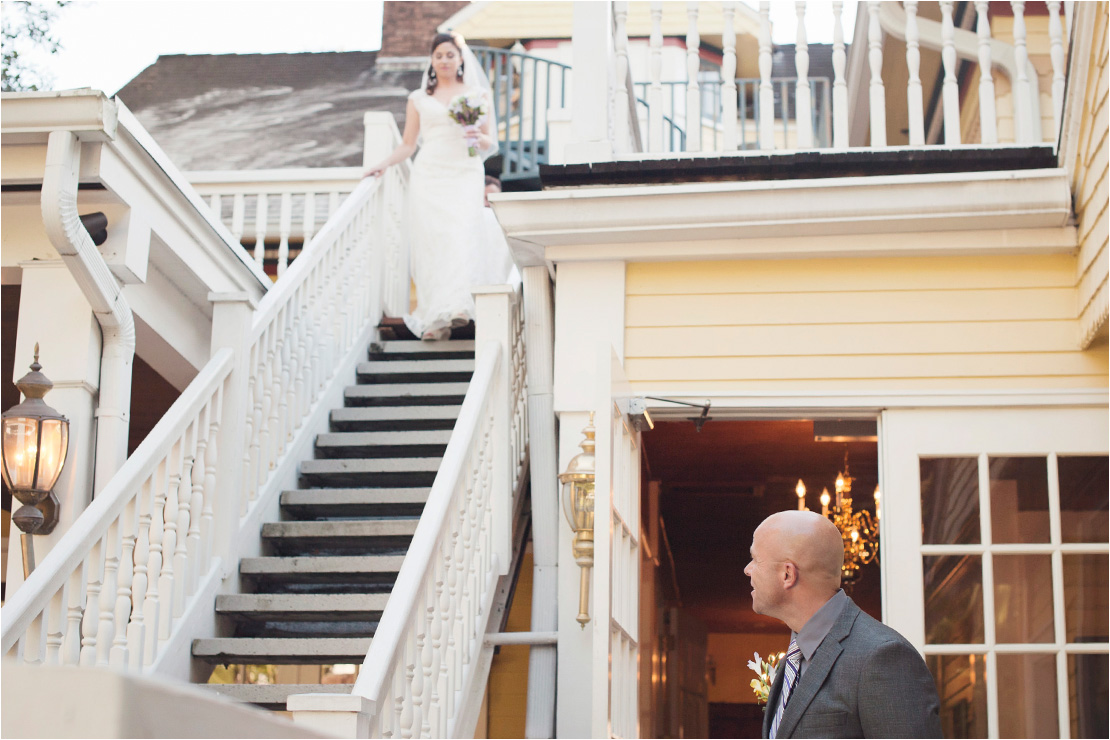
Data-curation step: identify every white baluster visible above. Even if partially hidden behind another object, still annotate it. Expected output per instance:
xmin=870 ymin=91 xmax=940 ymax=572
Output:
xmin=975 ymin=1 xmax=998 ymax=144
xmin=111 ymin=497 xmax=138 ymax=667
xmin=253 ymin=193 xmax=268 ymax=268
xmin=158 ymin=441 xmax=183 ymax=640
xmin=721 ymin=2 xmax=739 ymax=151
xmin=1047 ymin=0 xmax=1065 ymax=137
xmin=905 ymin=1 xmax=926 ymax=145
xmin=202 ymin=387 xmax=221 ymax=569
xmin=1011 ymin=0 xmax=1034 ymax=143
xmin=63 ymin=567 xmax=84 ymax=664
xmin=328 ymin=191 xmax=340 ymax=217
xmin=187 ymin=406 xmax=207 ymax=595
xmin=832 ymin=1 xmax=849 ymax=148
xmin=143 ymin=461 xmax=167 ymax=664
xmin=302 ymin=191 xmax=317 ymax=247
xmin=208 ymin=193 xmax=221 ymax=223
xmin=613 ymin=2 xmax=631 ymax=154
xmin=649 ymin=2 xmax=664 ymax=152
xmin=939 ymin=1 xmax=962 ymax=144
xmin=173 ymin=424 xmax=196 ymax=617
xmin=44 ymin=586 xmax=66 ymax=665
xmin=231 ymin=193 xmax=245 ymax=245
xmin=685 ymin=2 xmax=701 ymax=152
xmin=128 ymin=477 xmax=152 ymax=669
xmin=94 ymin=520 xmax=122 ymax=666
xmin=794 ymin=2 xmax=813 ymax=148
xmin=277 ymin=191 xmax=292 ymax=277
xmin=79 ymin=542 xmax=103 ymax=665
xmin=867 ymin=0 xmax=887 ymax=147
xmin=758 ymin=2 xmax=774 ymax=149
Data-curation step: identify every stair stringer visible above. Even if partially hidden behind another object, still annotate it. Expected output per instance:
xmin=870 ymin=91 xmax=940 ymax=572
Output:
xmin=150 ymin=317 xmax=381 ymax=683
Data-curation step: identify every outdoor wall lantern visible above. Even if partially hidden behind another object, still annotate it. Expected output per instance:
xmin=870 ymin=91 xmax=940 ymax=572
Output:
xmin=559 ymin=412 xmax=596 ymax=628
xmin=2 ymin=344 xmax=70 ymax=577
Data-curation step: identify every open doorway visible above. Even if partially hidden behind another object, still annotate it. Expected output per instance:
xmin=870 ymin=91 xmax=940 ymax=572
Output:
xmin=638 ymin=418 xmax=882 ymax=739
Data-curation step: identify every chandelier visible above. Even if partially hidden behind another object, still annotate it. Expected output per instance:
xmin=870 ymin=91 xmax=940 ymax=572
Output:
xmin=794 ymin=449 xmax=881 ymax=586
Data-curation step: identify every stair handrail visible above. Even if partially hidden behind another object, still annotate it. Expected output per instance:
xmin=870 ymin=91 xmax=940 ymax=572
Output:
xmin=351 ymin=342 xmax=502 ymax=737
xmin=1 ymin=349 xmax=235 ymax=667
xmin=340 ymin=284 xmax=528 ymax=738
xmin=235 ymin=166 xmax=403 ymax=517
xmin=2 ymin=133 xmax=411 ymax=674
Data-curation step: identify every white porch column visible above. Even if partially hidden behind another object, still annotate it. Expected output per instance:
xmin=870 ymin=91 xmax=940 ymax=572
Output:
xmin=565 ymin=1 xmax=614 ymax=164
xmin=4 ymin=261 xmax=101 ymax=595
xmin=553 ymin=260 xmax=625 ymax=737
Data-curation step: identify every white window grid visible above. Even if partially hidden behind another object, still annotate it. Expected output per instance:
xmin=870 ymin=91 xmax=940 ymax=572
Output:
xmin=919 ymin=452 xmax=1109 ymax=739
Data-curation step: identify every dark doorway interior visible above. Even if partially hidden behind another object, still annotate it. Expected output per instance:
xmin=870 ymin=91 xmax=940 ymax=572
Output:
xmin=642 ymin=418 xmax=882 ymax=739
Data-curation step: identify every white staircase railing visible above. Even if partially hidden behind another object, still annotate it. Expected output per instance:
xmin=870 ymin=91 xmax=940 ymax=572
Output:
xmin=0 ymin=350 xmax=234 ymax=668
xmin=2 ymin=146 xmax=411 ymax=673
xmin=289 ymin=285 xmax=528 ymax=739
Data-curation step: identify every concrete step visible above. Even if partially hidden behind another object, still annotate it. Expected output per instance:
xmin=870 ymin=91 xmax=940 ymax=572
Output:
xmin=298 ymin=457 xmax=440 ymax=489
xmin=261 ymin=519 xmax=420 ymax=555
xmin=280 ymin=488 xmax=429 ymax=519
xmin=369 ymin=339 xmax=475 ymax=362
xmin=200 ymin=683 xmax=352 ymax=711
xmin=216 ymin=593 xmax=390 ymax=622
xmin=330 ymin=405 xmax=461 ymax=432
xmin=357 ymin=359 xmax=474 ymax=385
xmin=193 ymin=637 xmax=372 ymax=664
xmin=344 ymin=382 xmax=469 ymax=407
xmin=314 ymin=430 xmax=452 ymax=459
xmin=240 ymin=555 xmax=405 ymax=591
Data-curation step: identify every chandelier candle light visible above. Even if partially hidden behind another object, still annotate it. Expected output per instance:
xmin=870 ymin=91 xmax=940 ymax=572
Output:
xmin=795 ymin=449 xmax=880 ymax=586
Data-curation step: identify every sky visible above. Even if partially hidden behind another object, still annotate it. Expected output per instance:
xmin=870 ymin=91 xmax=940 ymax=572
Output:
xmin=5 ymin=0 xmax=856 ymax=96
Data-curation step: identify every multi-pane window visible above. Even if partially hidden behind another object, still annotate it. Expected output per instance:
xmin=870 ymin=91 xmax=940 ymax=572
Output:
xmin=919 ymin=454 xmax=1108 ymax=739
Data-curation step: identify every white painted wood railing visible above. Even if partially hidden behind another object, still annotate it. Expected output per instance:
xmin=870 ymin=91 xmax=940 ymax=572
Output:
xmin=1 ymin=162 xmax=410 ymax=674
xmin=189 ymin=168 xmax=362 ymax=280
xmin=616 ymin=0 xmax=1069 ymax=155
xmin=335 ymin=286 xmax=528 ymax=739
xmin=1 ymin=349 xmax=234 ymax=668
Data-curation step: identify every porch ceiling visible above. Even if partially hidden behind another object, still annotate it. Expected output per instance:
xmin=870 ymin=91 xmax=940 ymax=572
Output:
xmin=643 ymin=419 xmax=882 ymax=635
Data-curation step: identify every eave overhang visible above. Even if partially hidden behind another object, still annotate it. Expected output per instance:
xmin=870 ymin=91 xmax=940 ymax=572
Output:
xmin=491 ymin=166 xmax=1074 ymax=268
xmin=1 ymin=90 xmax=271 ymax=297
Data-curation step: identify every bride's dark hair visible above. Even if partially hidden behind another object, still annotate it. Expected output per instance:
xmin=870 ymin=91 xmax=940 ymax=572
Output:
xmin=425 ymin=32 xmax=464 ymax=95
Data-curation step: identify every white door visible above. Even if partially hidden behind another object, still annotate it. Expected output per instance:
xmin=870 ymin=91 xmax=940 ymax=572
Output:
xmin=881 ymin=406 xmax=1109 ymax=739
xmin=592 ymin=347 xmax=642 ymax=738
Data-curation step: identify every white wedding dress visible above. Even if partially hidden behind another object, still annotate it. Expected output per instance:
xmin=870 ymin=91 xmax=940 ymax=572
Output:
xmin=403 ymin=88 xmax=487 ymax=341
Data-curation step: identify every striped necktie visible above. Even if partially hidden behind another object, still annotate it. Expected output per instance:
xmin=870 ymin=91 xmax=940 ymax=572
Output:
xmin=769 ymin=637 xmax=802 ymax=739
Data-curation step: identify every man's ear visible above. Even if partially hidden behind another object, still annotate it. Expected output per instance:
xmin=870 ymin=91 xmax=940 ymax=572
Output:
xmin=782 ymin=561 xmax=799 ymax=590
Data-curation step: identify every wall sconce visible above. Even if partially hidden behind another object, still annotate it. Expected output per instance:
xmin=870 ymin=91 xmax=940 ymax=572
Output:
xmin=559 ymin=412 xmax=596 ymax=628
xmin=2 ymin=344 xmax=70 ymax=577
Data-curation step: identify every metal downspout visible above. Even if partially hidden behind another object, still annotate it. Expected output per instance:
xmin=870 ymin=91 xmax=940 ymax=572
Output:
xmin=41 ymin=129 xmax=136 ymax=496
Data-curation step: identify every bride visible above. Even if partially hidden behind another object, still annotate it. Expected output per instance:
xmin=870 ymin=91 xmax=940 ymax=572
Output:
xmin=364 ymin=32 xmax=497 ymax=341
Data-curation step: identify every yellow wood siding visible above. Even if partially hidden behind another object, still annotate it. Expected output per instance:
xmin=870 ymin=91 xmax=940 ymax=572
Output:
xmin=624 ymin=254 xmax=1107 ymax=391
xmin=483 ymin=551 xmax=533 ymax=739
xmin=1068 ymin=3 xmax=1109 ymax=347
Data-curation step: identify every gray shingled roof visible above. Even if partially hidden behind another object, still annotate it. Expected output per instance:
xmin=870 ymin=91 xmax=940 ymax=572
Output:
xmin=116 ymin=52 xmax=422 ymax=170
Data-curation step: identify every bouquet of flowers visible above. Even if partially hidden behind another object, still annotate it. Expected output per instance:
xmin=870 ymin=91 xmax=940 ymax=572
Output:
xmin=748 ymin=651 xmax=785 ymax=708
xmin=446 ymin=93 xmax=487 ymax=156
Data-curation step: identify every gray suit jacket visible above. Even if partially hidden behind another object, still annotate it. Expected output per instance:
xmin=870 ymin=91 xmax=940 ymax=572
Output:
xmin=761 ymin=598 xmax=942 ymax=739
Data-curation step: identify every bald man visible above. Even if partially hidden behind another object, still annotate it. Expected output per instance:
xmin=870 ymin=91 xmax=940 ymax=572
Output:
xmin=745 ymin=511 xmax=941 ymax=739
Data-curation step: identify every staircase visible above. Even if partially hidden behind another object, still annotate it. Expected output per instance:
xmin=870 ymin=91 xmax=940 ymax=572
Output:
xmin=194 ymin=338 xmax=476 ymax=710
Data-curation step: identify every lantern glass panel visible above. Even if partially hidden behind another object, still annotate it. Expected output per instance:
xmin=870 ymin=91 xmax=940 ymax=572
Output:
xmin=3 ymin=417 xmax=41 ymax=490
xmin=37 ymin=418 xmax=68 ymax=491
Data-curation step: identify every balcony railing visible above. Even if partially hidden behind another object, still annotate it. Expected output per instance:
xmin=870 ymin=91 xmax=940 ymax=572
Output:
xmin=612 ymin=0 xmax=1072 ymax=156
xmin=473 ymin=46 xmax=571 ymax=184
